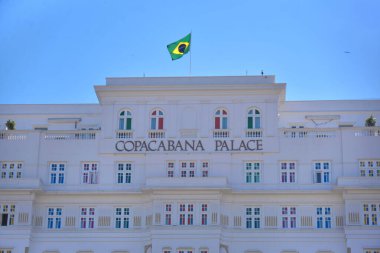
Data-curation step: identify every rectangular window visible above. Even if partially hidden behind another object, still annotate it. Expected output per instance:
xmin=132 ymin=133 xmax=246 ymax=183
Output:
xmin=202 ymin=161 xmax=209 ymax=177
xmin=364 ymin=250 xmax=380 ymax=253
xmin=179 ymin=161 xmax=196 ymax=178
xmin=0 ymin=204 xmax=15 ymax=226
xmin=49 ymin=163 xmax=65 ymax=184
xmin=363 ymin=203 xmax=379 ymax=226
xmin=0 ymin=161 xmax=23 ymax=179
xmin=359 ymin=160 xmax=380 ymax=177
xmin=165 ymin=204 xmax=172 ymax=225
xmin=316 ymin=207 xmax=332 ymax=228
xmin=0 ymin=250 xmax=12 ymax=253
xmin=47 ymin=207 xmax=62 ymax=229
xmin=80 ymin=207 xmax=95 ymax=229
xmin=117 ymin=163 xmax=132 ymax=184
xmin=179 ymin=214 xmax=185 ymax=225
xmin=179 ymin=204 xmax=194 ymax=225
xmin=246 ymin=207 xmax=260 ymax=229
xmin=314 ymin=162 xmax=330 ymax=183
xmin=178 ymin=250 xmax=193 ymax=253
xmin=201 ymin=204 xmax=208 ymax=225
xmin=245 ymin=162 xmax=261 ymax=183
xmin=280 ymin=162 xmax=296 ymax=183
xmin=282 ymin=206 xmax=296 ymax=228
xmin=82 ymin=162 xmax=98 ymax=184
xmin=167 ymin=162 xmax=175 ymax=177
xmin=115 ymin=207 xmax=130 ymax=228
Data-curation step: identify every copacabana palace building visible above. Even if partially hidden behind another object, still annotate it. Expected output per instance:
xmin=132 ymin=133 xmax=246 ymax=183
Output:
xmin=0 ymin=76 xmax=379 ymax=253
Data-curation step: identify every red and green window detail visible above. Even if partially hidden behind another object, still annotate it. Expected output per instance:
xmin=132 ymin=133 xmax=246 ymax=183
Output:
xmin=151 ymin=109 xmax=164 ymax=130
xmin=248 ymin=109 xmax=261 ymax=129
xmin=119 ymin=110 xmax=132 ymax=130
xmin=215 ymin=109 xmax=228 ymax=129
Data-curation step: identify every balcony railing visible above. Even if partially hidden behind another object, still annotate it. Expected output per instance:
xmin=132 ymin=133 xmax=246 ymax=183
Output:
xmin=0 ymin=131 xmax=27 ymax=140
xmin=282 ymin=128 xmax=336 ymax=138
xmin=44 ymin=130 xmax=97 ymax=140
xmin=116 ymin=130 xmax=133 ymax=139
xmin=354 ymin=127 xmax=380 ymax=137
xmin=213 ymin=129 xmax=230 ymax=138
xmin=148 ymin=130 xmax=165 ymax=139
xmin=245 ymin=129 xmax=262 ymax=138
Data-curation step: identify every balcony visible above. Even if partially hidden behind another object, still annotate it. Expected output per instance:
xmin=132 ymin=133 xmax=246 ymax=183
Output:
xmin=44 ymin=130 xmax=97 ymax=140
xmin=245 ymin=129 xmax=262 ymax=138
xmin=354 ymin=127 xmax=380 ymax=137
xmin=0 ymin=131 xmax=27 ymax=141
xmin=213 ymin=129 xmax=230 ymax=138
xmin=282 ymin=128 xmax=336 ymax=138
xmin=145 ymin=177 xmax=228 ymax=189
xmin=148 ymin=130 xmax=165 ymax=139
xmin=116 ymin=130 xmax=134 ymax=139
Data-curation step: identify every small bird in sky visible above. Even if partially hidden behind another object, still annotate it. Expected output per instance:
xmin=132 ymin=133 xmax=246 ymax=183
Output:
xmin=344 ymin=51 xmax=351 ymax=53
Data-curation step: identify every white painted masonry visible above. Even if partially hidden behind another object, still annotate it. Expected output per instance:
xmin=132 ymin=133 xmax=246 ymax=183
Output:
xmin=0 ymin=75 xmax=379 ymax=253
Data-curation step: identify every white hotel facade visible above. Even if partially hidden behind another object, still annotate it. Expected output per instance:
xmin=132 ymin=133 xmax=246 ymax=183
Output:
xmin=0 ymin=76 xmax=379 ymax=253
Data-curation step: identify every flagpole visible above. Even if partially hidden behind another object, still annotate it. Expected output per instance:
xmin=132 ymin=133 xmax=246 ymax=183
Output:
xmin=189 ymin=30 xmax=192 ymax=76
xmin=190 ymin=47 xmax=192 ymax=76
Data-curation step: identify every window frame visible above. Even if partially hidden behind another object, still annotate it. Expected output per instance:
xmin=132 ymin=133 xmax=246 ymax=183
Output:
xmin=118 ymin=109 xmax=132 ymax=130
xmin=0 ymin=204 xmax=15 ymax=226
xmin=246 ymin=207 xmax=261 ymax=229
xmin=247 ymin=108 xmax=261 ymax=129
xmin=179 ymin=161 xmax=196 ymax=178
xmin=280 ymin=161 xmax=296 ymax=183
xmin=201 ymin=203 xmax=208 ymax=225
xmin=179 ymin=203 xmax=194 ymax=226
xmin=316 ymin=207 xmax=332 ymax=229
xmin=281 ymin=206 xmax=297 ymax=229
xmin=49 ymin=162 xmax=65 ymax=185
xmin=150 ymin=109 xmax=164 ymax=130
xmin=201 ymin=161 xmax=209 ymax=177
xmin=313 ymin=161 xmax=331 ymax=184
xmin=115 ymin=207 xmax=130 ymax=229
xmin=245 ymin=161 xmax=261 ymax=183
xmin=359 ymin=160 xmax=380 ymax=177
xmin=214 ymin=108 xmax=228 ymax=130
xmin=164 ymin=203 xmax=172 ymax=225
xmin=363 ymin=203 xmax=379 ymax=226
xmin=47 ymin=207 xmax=63 ymax=229
xmin=80 ymin=207 xmax=96 ymax=229
xmin=81 ymin=162 xmax=98 ymax=184
xmin=116 ymin=162 xmax=133 ymax=184
xmin=1 ymin=161 xmax=23 ymax=179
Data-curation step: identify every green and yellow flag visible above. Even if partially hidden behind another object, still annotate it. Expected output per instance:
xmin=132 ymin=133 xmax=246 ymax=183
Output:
xmin=167 ymin=33 xmax=191 ymax=60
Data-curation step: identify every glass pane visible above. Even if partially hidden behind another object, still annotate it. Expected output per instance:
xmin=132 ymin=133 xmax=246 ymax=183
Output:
xmin=255 ymin=117 xmax=260 ymax=128
xmin=151 ymin=118 xmax=156 ymax=130
xmin=126 ymin=118 xmax=132 ymax=130
xmin=119 ymin=119 xmax=124 ymax=130
xmin=222 ymin=117 xmax=228 ymax=129
xmin=248 ymin=117 xmax=253 ymax=129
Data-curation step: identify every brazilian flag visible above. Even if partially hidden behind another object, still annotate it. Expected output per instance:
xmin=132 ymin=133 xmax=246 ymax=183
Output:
xmin=167 ymin=33 xmax=191 ymax=60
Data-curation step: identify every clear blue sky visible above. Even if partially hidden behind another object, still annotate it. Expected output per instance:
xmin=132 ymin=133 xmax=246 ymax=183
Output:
xmin=0 ymin=0 xmax=379 ymax=104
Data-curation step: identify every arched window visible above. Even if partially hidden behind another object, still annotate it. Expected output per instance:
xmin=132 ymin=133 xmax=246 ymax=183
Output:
xmin=215 ymin=109 xmax=228 ymax=129
xmin=151 ymin=109 xmax=164 ymax=130
xmin=248 ymin=109 xmax=261 ymax=129
xmin=119 ymin=110 xmax=132 ymax=130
